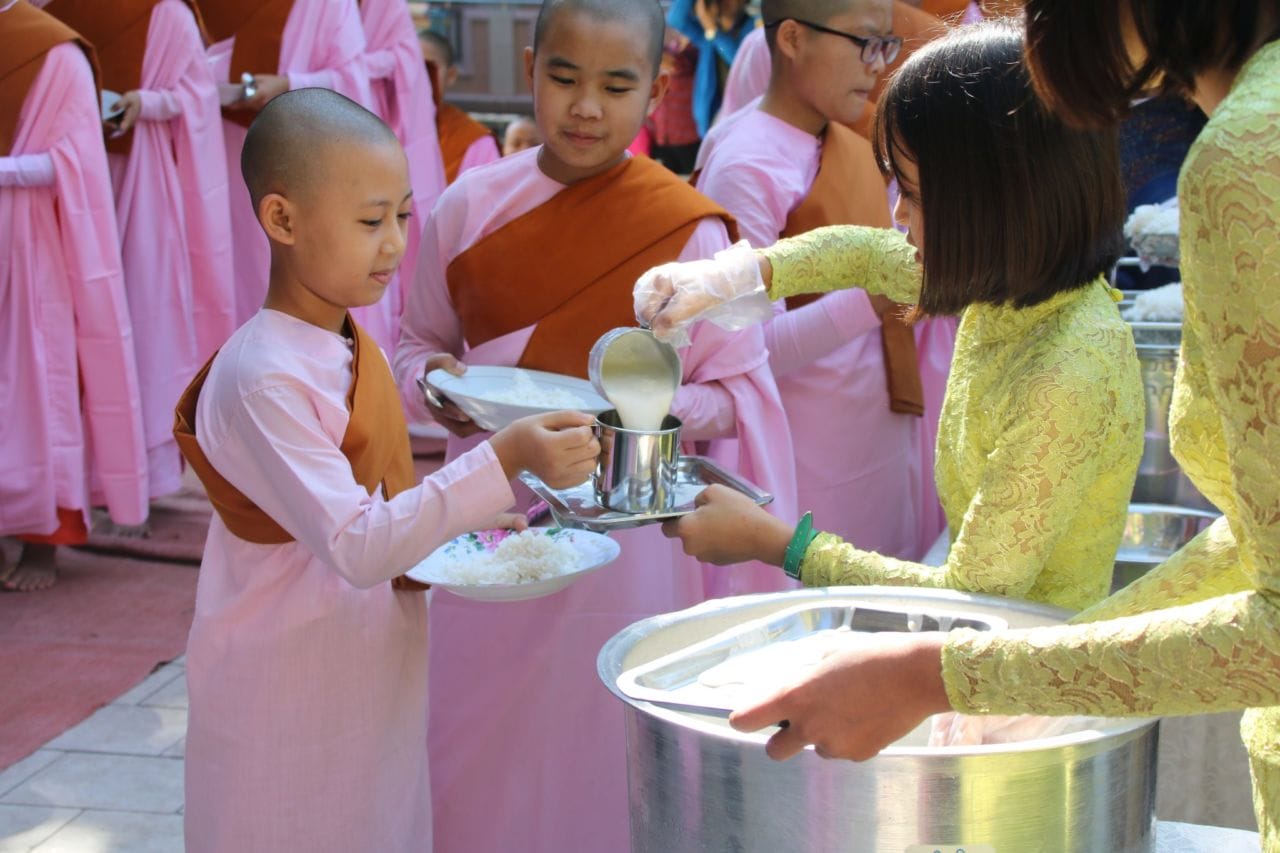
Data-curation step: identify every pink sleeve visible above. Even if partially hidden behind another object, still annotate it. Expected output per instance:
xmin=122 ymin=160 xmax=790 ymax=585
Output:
xmin=286 ymin=0 xmax=371 ymax=107
xmin=393 ymin=194 xmax=468 ymax=421
xmin=362 ymin=45 xmax=397 ymax=80
xmin=137 ymin=87 xmax=182 ymax=121
xmin=457 ymin=134 xmax=501 ymax=176
xmin=763 ymin=289 xmax=880 ymax=378
xmin=206 ymin=383 xmax=515 ymax=588
xmin=0 ymin=153 xmax=55 ymax=187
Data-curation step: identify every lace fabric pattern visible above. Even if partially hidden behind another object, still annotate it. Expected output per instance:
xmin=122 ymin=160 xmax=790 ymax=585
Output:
xmin=937 ymin=41 xmax=1280 ymax=842
xmin=763 ymin=228 xmax=1143 ymax=612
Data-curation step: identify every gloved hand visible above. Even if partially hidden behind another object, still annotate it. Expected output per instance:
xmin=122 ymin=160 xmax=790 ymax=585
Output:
xmin=633 ymin=241 xmax=774 ymax=347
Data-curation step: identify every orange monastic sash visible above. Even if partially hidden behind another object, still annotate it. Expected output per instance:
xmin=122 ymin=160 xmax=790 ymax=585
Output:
xmin=201 ymin=0 xmax=294 ymax=128
xmin=446 ymin=155 xmax=739 ymax=378
xmin=173 ymin=317 xmax=424 ymax=588
xmin=0 ymin=0 xmax=98 ymax=154
xmin=781 ymin=123 xmax=924 ymax=416
xmin=426 ymin=59 xmax=497 ymax=184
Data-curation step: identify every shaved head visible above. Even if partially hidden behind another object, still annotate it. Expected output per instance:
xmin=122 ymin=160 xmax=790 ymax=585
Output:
xmin=417 ymin=29 xmax=454 ymax=68
xmin=241 ymin=88 xmax=400 ymax=211
xmin=534 ymin=0 xmax=665 ymax=77
xmin=762 ymin=0 xmax=863 ymax=49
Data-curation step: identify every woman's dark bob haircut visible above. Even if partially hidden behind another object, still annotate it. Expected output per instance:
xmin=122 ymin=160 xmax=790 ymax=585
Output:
xmin=1023 ymin=0 xmax=1280 ymax=128
xmin=872 ymin=22 xmax=1124 ymax=316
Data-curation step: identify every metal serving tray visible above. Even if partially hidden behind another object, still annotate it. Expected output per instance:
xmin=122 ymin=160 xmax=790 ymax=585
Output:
xmin=520 ymin=455 xmax=772 ymax=533
xmin=615 ymin=602 xmax=1006 ymax=717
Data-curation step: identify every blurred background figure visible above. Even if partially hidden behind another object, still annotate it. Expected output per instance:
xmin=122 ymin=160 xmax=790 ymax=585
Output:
xmin=668 ymin=0 xmax=756 ymax=138
xmin=646 ymin=26 xmax=702 ymax=174
xmin=418 ymin=27 xmax=500 ymax=182
xmin=501 ymin=114 xmax=539 ymax=156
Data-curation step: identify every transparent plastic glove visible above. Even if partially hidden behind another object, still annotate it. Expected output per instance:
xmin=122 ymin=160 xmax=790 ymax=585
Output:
xmin=633 ymin=240 xmax=774 ymax=348
xmin=928 ymin=712 xmax=1099 ymax=746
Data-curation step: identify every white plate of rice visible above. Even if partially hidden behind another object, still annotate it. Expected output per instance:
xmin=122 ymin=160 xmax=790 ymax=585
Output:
xmin=406 ymin=527 xmax=621 ymax=601
xmin=423 ymin=366 xmax=611 ymax=432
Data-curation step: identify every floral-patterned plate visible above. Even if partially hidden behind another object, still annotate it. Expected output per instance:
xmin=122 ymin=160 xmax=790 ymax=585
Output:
xmin=405 ymin=527 xmax=620 ymax=602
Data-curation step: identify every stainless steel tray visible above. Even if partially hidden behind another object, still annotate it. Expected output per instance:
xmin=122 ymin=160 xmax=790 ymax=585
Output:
xmin=520 ymin=455 xmax=772 ymax=533
xmin=615 ymin=602 xmax=1006 ymax=717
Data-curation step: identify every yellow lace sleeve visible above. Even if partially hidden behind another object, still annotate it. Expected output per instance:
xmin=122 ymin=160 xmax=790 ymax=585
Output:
xmin=940 ymin=42 xmax=1280 ymax=721
xmin=1069 ymin=517 xmax=1248 ymax=623
xmin=761 ymin=225 xmax=922 ymax=304
xmin=800 ymin=350 xmax=1126 ymax=610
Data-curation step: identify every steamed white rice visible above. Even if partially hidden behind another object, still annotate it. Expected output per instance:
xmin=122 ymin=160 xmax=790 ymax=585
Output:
xmin=1122 ymin=282 xmax=1184 ymax=322
xmin=482 ymin=370 xmax=588 ymax=409
xmin=435 ymin=530 xmax=580 ymax=585
xmin=1124 ymin=202 xmax=1180 ymax=265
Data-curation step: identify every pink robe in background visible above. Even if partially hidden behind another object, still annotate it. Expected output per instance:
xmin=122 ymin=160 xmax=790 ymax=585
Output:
xmin=454 ymin=132 xmax=499 ymax=178
xmin=107 ymin=0 xmax=235 ymax=498
xmin=184 ymin=308 xmax=516 ymax=853
xmin=208 ymin=0 xmax=372 ymax=327
xmin=0 ymin=39 xmax=148 ymax=537
xmin=697 ymin=103 xmax=926 ymax=560
xmin=357 ymin=0 xmax=445 ymax=357
xmin=716 ymin=25 xmax=768 ymax=122
xmin=393 ymin=149 xmax=797 ymax=853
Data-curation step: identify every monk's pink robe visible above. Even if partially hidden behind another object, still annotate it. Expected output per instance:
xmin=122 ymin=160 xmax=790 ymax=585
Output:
xmin=208 ymin=0 xmax=372 ymax=327
xmin=393 ymin=149 xmax=798 ymax=853
xmin=184 ymin=308 xmax=516 ymax=853
xmin=717 ymin=25 xmax=768 ymax=122
xmin=0 ymin=37 xmax=148 ymax=536
xmin=697 ymin=103 xmax=927 ymax=559
xmin=357 ymin=0 xmax=445 ymax=358
xmin=457 ymin=129 xmax=497 ymax=180
xmin=101 ymin=0 xmax=235 ymax=498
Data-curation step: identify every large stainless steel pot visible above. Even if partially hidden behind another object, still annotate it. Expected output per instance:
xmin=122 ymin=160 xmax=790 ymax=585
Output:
xmin=600 ymin=587 xmax=1159 ymax=853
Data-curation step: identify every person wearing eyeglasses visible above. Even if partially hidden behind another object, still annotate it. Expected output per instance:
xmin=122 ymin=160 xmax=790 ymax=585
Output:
xmin=686 ymin=0 xmax=934 ymax=600
xmin=638 ymin=19 xmax=1142 ymax=617
xmin=667 ymin=0 xmax=756 ymax=136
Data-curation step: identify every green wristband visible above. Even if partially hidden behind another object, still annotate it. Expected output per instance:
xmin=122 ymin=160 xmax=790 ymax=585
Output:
xmin=783 ymin=512 xmax=818 ymax=580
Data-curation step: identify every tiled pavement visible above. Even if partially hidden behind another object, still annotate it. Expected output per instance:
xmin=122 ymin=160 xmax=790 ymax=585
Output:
xmin=0 ymin=660 xmax=187 ymax=853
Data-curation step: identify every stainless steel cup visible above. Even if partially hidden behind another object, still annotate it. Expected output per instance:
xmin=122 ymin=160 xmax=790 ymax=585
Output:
xmin=593 ymin=410 xmax=681 ymax=513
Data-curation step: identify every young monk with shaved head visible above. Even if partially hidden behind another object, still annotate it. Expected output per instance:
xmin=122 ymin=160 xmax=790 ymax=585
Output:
xmin=394 ymin=1 xmax=797 ymax=849
xmin=690 ymin=0 xmax=931 ymax=566
xmin=174 ymin=88 xmax=599 ymax=853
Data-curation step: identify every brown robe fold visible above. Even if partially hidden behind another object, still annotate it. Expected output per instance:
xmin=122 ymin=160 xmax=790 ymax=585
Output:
xmin=201 ymin=0 xmax=294 ymax=128
xmin=173 ymin=317 xmax=427 ymax=590
xmin=0 ymin=0 xmax=98 ymax=155
xmin=781 ymin=122 xmax=925 ymax=416
xmin=425 ymin=59 xmax=497 ymax=184
xmin=446 ymin=155 xmax=738 ymax=378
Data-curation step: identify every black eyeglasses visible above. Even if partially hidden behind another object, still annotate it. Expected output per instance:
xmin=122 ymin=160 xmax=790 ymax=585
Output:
xmin=764 ymin=18 xmax=903 ymax=66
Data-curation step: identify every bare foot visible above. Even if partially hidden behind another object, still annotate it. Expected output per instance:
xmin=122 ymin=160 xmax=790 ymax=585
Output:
xmin=2 ymin=543 xmax=58 ymax=592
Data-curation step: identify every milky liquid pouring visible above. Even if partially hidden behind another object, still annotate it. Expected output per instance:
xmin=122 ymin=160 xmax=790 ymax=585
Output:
xmin=599 ymin=333 xmax=677 ymax=431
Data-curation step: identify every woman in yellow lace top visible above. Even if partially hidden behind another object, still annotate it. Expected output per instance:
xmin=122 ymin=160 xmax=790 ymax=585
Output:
xmin=644 ymin=1 xmax=1280 ymax=844
xmin=654 ymin=23 xmax=1143 ymax=613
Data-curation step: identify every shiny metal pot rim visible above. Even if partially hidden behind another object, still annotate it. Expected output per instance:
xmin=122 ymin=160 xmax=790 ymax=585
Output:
xmin=600 ymin=586 xmax=1157 ymax=756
